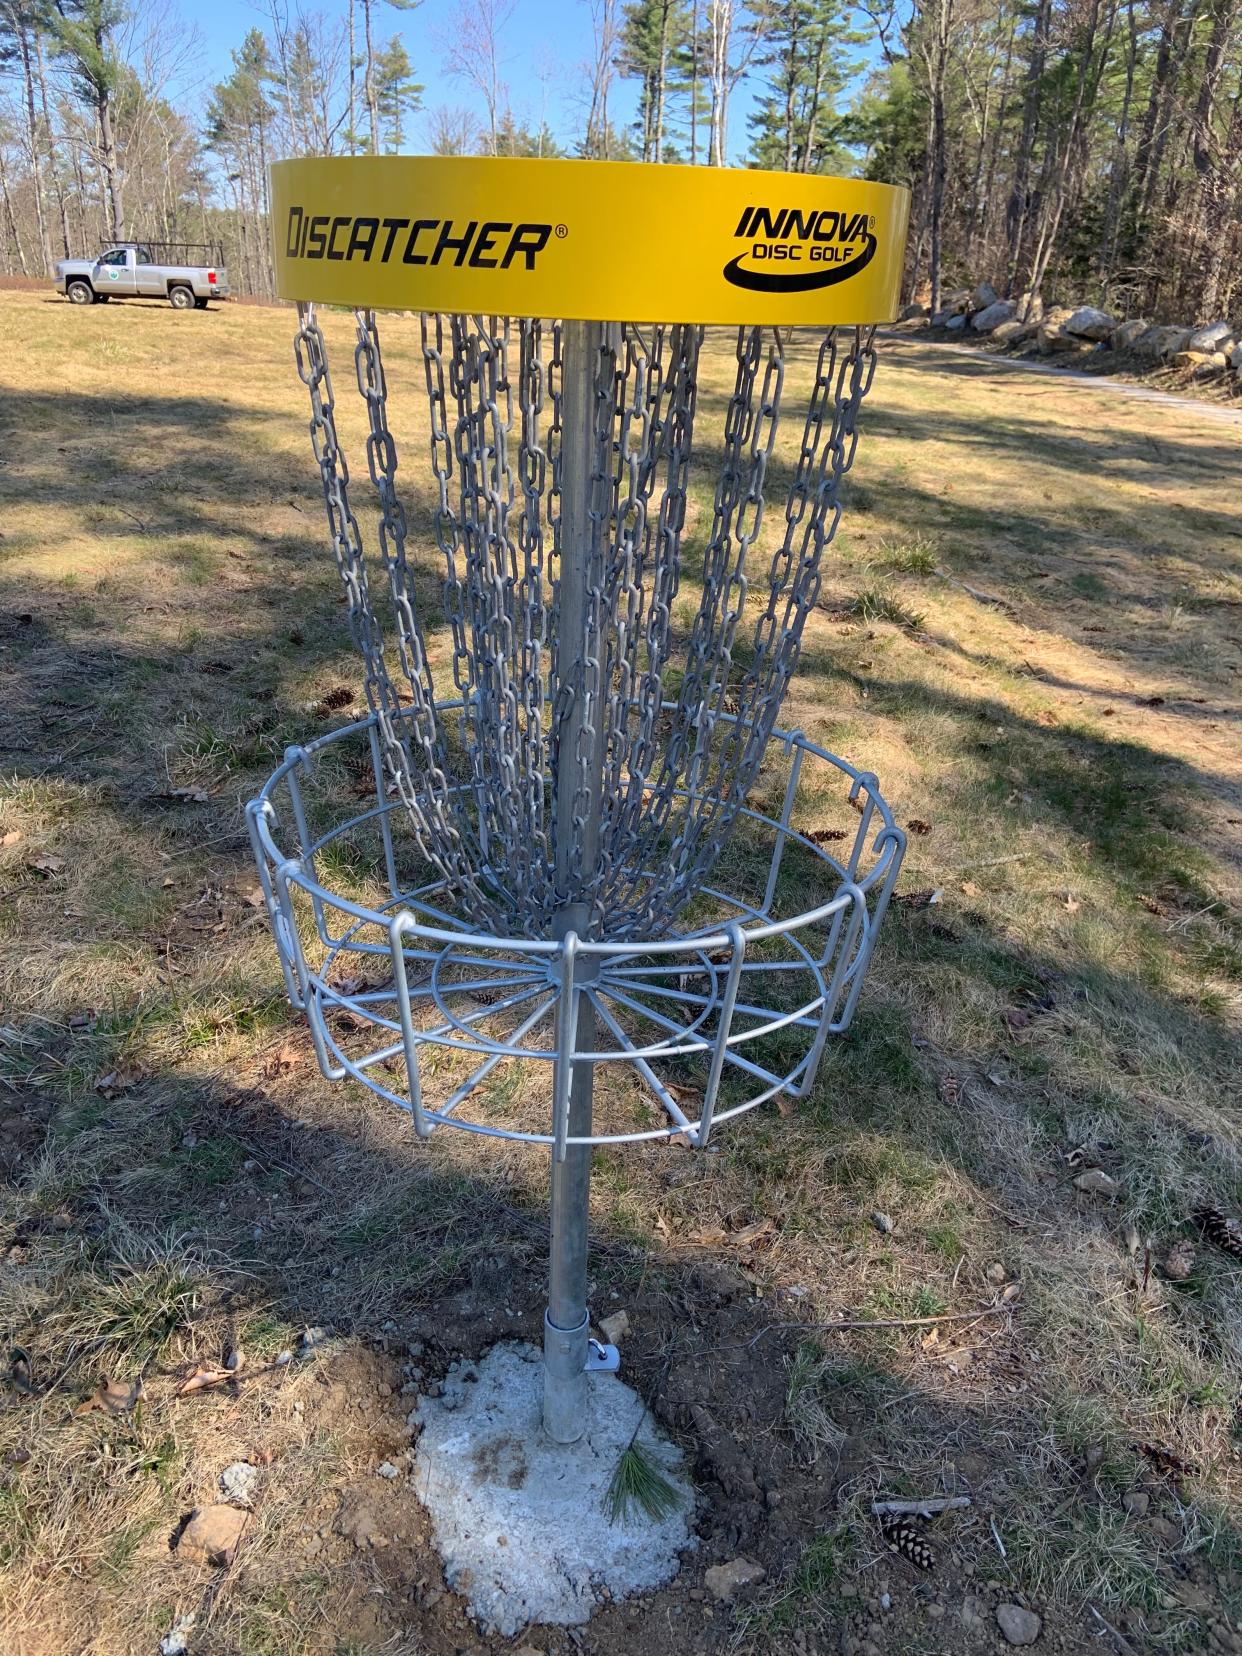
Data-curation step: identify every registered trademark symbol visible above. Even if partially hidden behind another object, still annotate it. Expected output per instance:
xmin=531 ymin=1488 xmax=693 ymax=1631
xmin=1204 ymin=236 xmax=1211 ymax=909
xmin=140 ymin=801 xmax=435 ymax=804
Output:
xmin=555 ymin=223 xmax=568 ymax=239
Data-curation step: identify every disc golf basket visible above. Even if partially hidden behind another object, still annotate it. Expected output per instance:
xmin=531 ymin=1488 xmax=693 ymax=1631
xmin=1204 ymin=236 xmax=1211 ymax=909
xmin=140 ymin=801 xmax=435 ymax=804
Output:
xmin=248 ymin=157 xmax=911 ymax=1445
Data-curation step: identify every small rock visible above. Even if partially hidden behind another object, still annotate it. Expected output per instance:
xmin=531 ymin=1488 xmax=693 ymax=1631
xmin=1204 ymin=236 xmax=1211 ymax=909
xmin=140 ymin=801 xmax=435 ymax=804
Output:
xmin=703 ymin=1557 xmax=766 ymax=1600
xmin=1122 ymin=1490 xmax=1149 ymax=1517
xmin=1149 ymin=1515 xmax=1180 ymax=1543
xmin=880 ymin=1592 xmax=891 ymax=1611
xmin=1073 ymin=1168 xmax=1119 ymax=1197
xmin=871 ymin=1211 xmax=894 ymax=1234
xmin=946 ymin=314 xmax=966 ymax=332
xmin=970 ymin=281 xmax=1000 ymax=310
xmin=176 ymin=1504 xmax=249 ymax=1567
xmin=986 ymin=1262 xmax=1007 ymax=1285
xmin=598 ymin=1310 xmax=630 ymax=1345
xmin=898 ymin=302 xmax=926 ymax=321
xmin=996 ymin=1603 xmax=1042 ymax=1645
xmin=927 ymin=1602 xmax=945 ymax=1618
xmin=274 ymin=1349 xmax=293 ymax=1366
xmin=376 ymin=1460 xmax=399 ymax=1479
xmin=301 ymin=1325 xmax=330 ymax=1349
xmin=219 ymin=1461 xmax=260 ymax=1507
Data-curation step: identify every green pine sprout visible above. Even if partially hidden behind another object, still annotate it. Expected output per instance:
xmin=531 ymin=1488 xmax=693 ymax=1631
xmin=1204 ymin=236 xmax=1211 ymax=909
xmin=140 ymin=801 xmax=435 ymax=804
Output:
xmin=606 ymin=1439 xmax=683 ymax=1525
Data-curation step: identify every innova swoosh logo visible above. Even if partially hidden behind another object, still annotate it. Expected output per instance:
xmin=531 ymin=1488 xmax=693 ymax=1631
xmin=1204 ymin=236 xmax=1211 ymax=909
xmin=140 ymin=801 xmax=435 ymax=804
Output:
xmin=723 ymin=232 xmax=877 ymax=292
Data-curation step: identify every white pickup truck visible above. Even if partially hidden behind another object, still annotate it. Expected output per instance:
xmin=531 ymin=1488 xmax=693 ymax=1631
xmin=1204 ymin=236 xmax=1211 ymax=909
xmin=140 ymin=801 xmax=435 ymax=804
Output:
xmin=55 ymin=242 xmax=229 ymax=309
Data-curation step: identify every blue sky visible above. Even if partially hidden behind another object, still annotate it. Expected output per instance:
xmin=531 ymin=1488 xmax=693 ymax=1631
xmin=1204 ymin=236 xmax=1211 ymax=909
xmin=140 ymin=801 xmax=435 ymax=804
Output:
xmin=187 ymin=0 xmax=845 ymax=167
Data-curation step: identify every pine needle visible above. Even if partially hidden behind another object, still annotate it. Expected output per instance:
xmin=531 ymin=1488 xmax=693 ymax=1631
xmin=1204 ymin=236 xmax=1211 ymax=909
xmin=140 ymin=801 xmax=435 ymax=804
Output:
xmin=606 ymin=1439 xmax=682 ymax=1525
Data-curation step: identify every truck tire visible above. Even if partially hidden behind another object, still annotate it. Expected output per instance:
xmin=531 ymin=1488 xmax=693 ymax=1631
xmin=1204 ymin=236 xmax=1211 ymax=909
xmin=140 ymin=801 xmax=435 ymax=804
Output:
xmin=169 ymin=285 xmax=194 ymax=310
xmin=67 ymin=279 xmax=94 ymax=305
xmin=194 ymin=297 xmax=208 ymax=309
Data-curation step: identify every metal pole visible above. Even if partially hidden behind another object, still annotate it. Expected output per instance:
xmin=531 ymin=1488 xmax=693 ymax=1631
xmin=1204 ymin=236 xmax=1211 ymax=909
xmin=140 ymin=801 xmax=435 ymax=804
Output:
xmin=543 ymin=318 xmax=609 ymax=1444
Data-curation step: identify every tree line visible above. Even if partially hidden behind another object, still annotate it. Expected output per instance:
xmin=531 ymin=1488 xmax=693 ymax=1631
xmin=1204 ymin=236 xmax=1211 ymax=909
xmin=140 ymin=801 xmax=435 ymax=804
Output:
xmin=1 ymin=0 xmax=1239 ymax=322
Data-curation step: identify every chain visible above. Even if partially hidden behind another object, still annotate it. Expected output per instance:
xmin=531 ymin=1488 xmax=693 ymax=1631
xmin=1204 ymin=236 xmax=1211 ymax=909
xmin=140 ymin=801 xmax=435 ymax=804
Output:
xmin=293 ymin=309 xmax=878 ymax=941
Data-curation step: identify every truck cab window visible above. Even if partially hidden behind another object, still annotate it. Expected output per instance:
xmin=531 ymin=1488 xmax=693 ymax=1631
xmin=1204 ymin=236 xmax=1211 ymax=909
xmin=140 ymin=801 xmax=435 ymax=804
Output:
xmin=135 ymin=246 xmax=153 ymax=264
xmin=99 ymin=249 xmax=128 ymax=265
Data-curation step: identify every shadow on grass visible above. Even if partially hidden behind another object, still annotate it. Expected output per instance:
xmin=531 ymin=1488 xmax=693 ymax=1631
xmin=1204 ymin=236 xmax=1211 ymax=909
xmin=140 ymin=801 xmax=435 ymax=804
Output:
xmin=3 ymin=927 xmax=1239 ymax=1653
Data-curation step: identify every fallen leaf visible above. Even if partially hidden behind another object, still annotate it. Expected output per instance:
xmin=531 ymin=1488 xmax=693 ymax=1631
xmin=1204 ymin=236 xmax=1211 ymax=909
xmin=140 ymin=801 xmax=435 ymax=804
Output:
xmin=239 ymin=885 xmax=265 ymax=909
xmin=27 ymin=854 xmax=64 ymax=877
xmin=1073 ymin=1168 xmax=1120 ymax=1197
xmin=1003 ymin=1008 xmax=1032 ymax=1033
xmin=730 ymin=1216 xmax=776 ymax=1249
xmin=163 ymin=787 xmax=210 ymax=804
xmin=175 ymin=1504 xmax=250 ymax=1567
xmin=1 ymin=830 xmax=22 ymax=848
xmin=1061 ymin=891 xmax=1081 ymax=914
xmin=690 ymin=1226 xmax=729 ymax=1247
xmin=75 ymin=1376 xmax=141 ymax=1416
xmin=262 ymin=1042 xmax=299 ymax=1079
xmin=177 ymin=1365 xmax=235 ymax=1396
xmin=94 ymin=1070 xmax=139 ymax=1099
xmin=960 ymin=880 xmax=981 ymax=897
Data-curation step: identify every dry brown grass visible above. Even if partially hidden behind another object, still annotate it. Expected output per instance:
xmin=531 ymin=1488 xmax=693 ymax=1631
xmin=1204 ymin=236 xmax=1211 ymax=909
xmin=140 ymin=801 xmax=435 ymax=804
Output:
xmin=1 ymin=291 xmax=1240 ymax=1653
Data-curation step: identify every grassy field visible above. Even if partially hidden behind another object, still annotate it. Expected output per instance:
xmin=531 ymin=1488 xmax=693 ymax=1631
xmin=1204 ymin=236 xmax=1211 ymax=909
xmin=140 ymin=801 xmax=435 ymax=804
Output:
xmin=1 ymin=287 xmax=1240 ymax=1655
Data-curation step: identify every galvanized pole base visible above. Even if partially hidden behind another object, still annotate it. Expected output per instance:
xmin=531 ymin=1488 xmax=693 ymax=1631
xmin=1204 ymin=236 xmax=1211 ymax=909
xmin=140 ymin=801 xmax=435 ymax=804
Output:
xmin=543 ymin=983 xmax=595 ymax=1442
xmin=542 ymin=318 xmax=609 ymax=1444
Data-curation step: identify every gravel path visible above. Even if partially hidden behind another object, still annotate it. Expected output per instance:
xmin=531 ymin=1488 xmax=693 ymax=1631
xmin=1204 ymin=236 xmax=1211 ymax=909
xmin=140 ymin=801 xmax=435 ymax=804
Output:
xmin=881 ymin=331 xmax=1242 ymax=431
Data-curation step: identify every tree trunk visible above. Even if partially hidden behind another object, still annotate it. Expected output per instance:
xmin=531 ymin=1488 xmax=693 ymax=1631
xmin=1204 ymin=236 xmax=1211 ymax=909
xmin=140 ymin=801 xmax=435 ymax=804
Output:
xmin=0 ymin=142 xmax=29 ymax=275
xmin=348 ymin=0 xmax=357 ymax=154
xmin=15 ymin=20 xmax=52 ymax=274
xmin=35 ymin=28 xmax=71 ymax=258
xmin=689 ymin=0 xmax=699 ymax=163
xmin=363 ymin=0 xmax=379 ymax=154
xmin=1005 ymin=0 xmax=1051 ymax=295
xmin=97 ymin=94 xmax=123 ymax=240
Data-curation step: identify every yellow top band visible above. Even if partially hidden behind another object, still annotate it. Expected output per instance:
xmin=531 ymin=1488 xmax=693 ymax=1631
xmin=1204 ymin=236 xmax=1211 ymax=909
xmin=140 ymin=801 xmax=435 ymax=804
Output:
xmin=269 ymin=156 xmax=909 ymax=326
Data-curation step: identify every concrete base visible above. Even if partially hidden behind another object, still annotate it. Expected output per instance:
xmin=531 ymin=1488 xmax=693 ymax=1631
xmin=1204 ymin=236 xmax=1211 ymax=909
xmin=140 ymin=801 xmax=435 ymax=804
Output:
xmin=412 ymin=1342 xmax=696 ymax=1636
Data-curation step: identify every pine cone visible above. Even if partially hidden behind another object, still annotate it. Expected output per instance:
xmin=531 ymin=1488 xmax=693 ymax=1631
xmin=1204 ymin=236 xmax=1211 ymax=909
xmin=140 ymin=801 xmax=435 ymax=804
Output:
xmin=1196 ymin=1206 xmax=1242 ymax=1260
xmin=880 ymin=1517 xmax=935 ymax=1570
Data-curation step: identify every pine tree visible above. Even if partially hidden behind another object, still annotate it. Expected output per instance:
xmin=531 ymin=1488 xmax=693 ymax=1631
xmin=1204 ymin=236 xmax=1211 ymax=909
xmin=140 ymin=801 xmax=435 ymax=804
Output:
xmin=48 ymin=0 xmax=127 ymax=239
xmin=746 ymin=0 xmax=858 ymax=173
xmin=617 ymin=0 xmax=692 ymax=161
xmin=374 ymin=38 xmax=422 ymax=152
